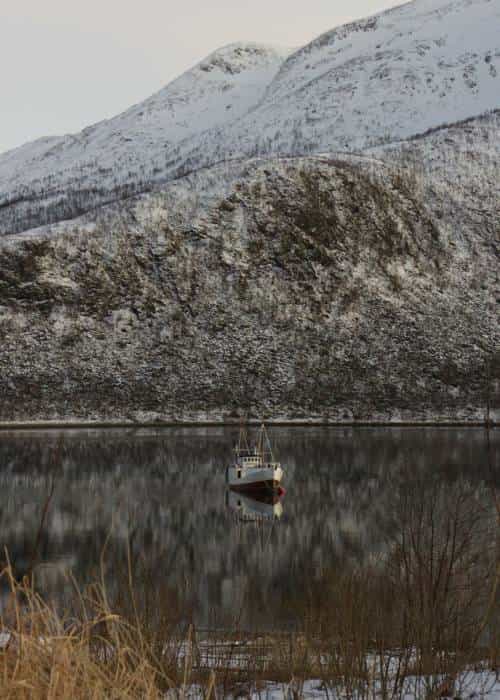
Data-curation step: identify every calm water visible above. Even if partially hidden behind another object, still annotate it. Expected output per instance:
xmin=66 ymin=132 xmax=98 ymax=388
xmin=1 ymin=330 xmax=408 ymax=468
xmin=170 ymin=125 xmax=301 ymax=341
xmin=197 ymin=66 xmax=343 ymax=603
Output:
xmin=0 ymin=427 xmax=498 ymax=630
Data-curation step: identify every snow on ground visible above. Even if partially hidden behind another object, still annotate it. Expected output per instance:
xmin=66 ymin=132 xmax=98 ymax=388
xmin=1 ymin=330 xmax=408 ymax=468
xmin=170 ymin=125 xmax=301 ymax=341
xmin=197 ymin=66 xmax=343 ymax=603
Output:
xmin=167 ymin=672 xmax=500 ymax=699
xmin=167 ymin=639 xmax=500 ymax=698
xmin=0 ymin=631 xmax=11 ymax=650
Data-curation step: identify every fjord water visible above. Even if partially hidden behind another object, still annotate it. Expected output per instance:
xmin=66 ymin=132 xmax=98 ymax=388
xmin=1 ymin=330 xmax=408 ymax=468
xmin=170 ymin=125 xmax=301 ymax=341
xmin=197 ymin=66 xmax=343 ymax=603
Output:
xmin=0 ymin=427 xmax=497 ymax=631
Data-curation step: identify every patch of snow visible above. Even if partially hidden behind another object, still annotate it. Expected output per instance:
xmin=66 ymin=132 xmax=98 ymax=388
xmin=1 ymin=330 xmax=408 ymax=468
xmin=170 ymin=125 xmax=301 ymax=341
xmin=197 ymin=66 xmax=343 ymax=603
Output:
xmin=0 ymin=630 xmax=11 ymax=650
xmin=165 ymin=672 xmax=500 ymax=699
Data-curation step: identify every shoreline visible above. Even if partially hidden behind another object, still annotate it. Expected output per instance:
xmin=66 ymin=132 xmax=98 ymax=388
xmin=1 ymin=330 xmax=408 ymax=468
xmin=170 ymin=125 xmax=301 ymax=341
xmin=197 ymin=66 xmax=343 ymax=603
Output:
xmin=0 ymin=419 xmax=497 ymax=431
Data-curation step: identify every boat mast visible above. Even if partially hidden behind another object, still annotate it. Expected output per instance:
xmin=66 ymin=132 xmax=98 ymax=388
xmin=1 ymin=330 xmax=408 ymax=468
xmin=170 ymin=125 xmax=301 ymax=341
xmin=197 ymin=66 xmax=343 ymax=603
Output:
xmin=258 ymin=423 xmax=275 ymax=462
xmin=258 ymin=423 xmax=264 ymax=461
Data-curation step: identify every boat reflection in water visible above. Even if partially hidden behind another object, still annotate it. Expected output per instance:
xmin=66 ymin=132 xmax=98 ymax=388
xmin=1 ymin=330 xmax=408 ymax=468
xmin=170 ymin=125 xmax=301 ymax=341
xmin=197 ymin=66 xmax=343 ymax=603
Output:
xmin=226 ymin=424 xmax=284 ymax=492
xmin=226 ymin=488 xmax=285 ymax=522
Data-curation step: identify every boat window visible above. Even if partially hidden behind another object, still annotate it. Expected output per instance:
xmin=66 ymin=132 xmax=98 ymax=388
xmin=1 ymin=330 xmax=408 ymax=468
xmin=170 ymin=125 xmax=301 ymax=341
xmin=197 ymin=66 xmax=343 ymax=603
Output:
xmin=237 ymin=470 xmax=241 ymax=479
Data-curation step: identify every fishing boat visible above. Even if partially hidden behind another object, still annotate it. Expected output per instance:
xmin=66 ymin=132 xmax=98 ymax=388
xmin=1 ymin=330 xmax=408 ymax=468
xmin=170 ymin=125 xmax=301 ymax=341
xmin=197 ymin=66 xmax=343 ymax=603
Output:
xmin=226 ymin=423 xmax=284 ymax=493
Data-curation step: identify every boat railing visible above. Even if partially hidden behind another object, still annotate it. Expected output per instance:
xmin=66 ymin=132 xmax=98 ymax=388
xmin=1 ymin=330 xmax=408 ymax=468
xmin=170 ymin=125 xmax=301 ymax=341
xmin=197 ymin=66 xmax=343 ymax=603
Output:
xmin=234 ymin=460 xmax=281 ymax=470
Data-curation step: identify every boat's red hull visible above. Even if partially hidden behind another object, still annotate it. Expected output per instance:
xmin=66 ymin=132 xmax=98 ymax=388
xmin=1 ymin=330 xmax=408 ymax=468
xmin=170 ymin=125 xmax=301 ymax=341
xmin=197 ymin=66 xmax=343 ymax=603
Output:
xmin=229 ymin=483 xmax=284 ymax=504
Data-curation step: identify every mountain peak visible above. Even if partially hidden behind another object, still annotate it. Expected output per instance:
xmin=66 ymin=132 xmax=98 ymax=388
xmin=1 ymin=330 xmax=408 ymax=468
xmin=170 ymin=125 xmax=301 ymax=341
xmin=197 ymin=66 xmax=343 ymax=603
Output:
xmin=197 ymin=42 xmax=293 ymax=76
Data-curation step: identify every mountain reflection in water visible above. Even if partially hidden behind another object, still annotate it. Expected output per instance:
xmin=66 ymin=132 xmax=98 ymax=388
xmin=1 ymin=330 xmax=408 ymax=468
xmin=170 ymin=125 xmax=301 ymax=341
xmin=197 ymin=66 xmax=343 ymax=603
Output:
xmin=0 ymin=427 xmax=498 ymax=630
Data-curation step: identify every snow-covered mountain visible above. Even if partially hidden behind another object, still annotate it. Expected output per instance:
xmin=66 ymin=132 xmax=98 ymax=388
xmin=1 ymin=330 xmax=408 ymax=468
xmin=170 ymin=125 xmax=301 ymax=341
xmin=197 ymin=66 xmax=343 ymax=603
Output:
xmin=0 ymin=0 xmax=498 ymax=236
xmin=0 ymin=42 xmax=290 ymax=188
xmin=238 ymin=0 xmax=499 ymax=152
xmin=0 ymin=43 xmax=291 ymax=234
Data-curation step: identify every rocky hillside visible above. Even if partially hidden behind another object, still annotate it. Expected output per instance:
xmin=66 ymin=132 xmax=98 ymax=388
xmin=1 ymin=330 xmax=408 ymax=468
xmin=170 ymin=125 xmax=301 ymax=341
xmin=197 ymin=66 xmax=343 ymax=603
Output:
xmin=0 ymin=145 xmax=497 ymax=422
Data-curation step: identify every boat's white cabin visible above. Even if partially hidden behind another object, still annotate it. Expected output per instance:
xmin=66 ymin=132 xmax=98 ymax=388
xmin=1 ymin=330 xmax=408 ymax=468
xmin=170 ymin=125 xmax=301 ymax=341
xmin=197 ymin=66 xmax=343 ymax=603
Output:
xmin=237 ymin=455 xmax=262 ymax=467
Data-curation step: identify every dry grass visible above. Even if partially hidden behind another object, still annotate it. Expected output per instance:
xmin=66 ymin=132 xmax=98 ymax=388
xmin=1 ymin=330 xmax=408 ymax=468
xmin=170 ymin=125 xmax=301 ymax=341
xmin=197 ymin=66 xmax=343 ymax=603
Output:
xmin=0 ymin=560 xmax=173 ymax=699
xmin=1 ymin=548 xmax=498 ymax=699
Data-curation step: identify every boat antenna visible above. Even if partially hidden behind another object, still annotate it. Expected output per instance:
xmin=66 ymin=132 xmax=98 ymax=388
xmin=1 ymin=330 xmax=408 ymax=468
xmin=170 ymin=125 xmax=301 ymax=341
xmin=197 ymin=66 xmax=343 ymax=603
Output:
xmin=238 ymin=416 xmax=250 ymax=453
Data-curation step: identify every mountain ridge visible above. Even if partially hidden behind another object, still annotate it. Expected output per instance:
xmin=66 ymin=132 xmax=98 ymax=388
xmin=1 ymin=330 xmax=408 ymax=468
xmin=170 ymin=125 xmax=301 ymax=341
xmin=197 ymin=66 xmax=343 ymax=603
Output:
xmin=0 ymin=0 xmax=498 ymax=236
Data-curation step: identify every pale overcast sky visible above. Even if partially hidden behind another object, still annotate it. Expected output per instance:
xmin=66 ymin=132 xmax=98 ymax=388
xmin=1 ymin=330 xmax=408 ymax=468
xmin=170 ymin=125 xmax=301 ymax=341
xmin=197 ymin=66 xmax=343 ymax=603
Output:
xmin=0 ymin=0 xmax=404 ymax=155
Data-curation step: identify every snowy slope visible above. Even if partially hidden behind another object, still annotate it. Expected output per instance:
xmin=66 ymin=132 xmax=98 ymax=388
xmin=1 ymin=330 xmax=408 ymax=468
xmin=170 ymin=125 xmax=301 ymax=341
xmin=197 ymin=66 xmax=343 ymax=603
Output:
xmin=205 ymin=0 xmax=500 ymax=156
xmin=0 ymin=42 xmax=291 ymax=186
xmin=0 ymin=0 xmax=499 ymax=235
xmin=0 ymin=43 xmax=291 ymax=233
